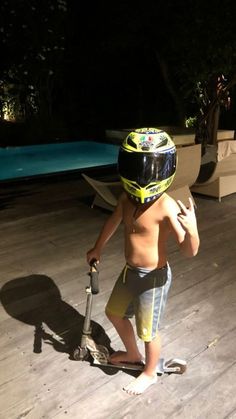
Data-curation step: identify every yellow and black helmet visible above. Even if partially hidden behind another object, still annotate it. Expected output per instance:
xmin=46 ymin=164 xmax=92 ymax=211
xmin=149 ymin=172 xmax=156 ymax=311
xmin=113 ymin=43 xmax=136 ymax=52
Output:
xmin=118 ymin=128 xmax=176 ymax=204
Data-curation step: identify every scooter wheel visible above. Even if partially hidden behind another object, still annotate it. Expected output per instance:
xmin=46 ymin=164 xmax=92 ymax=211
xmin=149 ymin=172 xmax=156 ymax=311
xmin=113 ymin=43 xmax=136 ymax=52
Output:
xmin=176 ymin=363 xmax=187 ymax=374
xmin=96 ymin=345 xmax=110 ymax=358
xmin=73 ymin=346 xmax=89 ymax=361
xmin=165 ymin=359 xmax=187 ymax=374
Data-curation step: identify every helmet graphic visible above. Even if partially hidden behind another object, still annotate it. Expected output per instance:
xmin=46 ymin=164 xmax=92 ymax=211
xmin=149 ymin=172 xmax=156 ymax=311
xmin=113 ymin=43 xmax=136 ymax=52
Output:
xmin=118 ymin=128 xmax=176 ymax=204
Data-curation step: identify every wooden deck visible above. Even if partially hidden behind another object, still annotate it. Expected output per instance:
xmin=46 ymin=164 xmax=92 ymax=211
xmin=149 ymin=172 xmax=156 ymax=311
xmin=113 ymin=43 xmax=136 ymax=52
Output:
xmin=0 ymin=177 xmax=236 ymax=419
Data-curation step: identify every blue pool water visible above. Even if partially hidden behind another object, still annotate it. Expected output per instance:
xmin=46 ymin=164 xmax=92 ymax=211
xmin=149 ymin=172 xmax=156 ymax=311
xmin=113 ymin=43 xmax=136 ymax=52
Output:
xmin=0 ymin=141 xmax=119 ymax=181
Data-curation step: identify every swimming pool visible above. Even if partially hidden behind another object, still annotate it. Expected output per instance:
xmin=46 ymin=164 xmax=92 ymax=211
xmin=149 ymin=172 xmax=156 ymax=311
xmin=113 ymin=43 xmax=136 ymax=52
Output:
xmin=0 ymin=141 xmax=119 ymax=182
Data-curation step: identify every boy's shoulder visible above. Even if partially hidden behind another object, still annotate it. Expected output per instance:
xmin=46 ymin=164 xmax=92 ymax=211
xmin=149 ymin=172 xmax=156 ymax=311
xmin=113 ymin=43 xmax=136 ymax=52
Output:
xmin=155 ymin=192 xmax=179 ymax=214
xmin=161 ymin=192 xmax=177 ymax=205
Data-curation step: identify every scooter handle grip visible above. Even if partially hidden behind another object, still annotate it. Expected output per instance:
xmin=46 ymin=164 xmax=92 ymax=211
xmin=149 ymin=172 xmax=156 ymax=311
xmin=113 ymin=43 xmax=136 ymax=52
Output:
xmin=89 ymin=258 xmax=98 ymax=267
xmin=89 ymin=259 xmax=99 ymax=294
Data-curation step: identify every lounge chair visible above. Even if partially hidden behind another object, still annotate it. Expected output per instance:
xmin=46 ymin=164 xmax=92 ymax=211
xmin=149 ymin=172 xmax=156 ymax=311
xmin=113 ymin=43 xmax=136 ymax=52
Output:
xmin=82 ymin=144 xmax=201 ymax=210
xmin=168 ymin=144 xmax=201 ymax=205
xmin=191 ymin=140 xmax=236 ymax=201
xmin=82 ymin=174 xmax=122 ymax=211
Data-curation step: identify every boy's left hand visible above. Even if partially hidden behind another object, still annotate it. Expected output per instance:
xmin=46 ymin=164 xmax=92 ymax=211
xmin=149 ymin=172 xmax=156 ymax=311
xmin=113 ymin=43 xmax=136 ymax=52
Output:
xmin=177 ymin=198 xmax=198 ymax=234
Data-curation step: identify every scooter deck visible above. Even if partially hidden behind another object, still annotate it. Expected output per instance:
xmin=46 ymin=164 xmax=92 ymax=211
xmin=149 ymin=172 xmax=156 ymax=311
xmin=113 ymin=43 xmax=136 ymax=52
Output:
xmin=93 ymin=356 xmax=166 ymax=375
xmin=91 ymin=350 xmax=187 ymax=375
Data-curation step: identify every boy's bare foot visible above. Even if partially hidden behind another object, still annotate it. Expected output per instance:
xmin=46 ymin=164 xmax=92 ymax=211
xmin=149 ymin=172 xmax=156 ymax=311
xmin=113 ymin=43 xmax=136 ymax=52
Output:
xmin=109 ymin=350 xmax=144 ymax=365
xmin=123 ymin=372 xmax=157 ymax=395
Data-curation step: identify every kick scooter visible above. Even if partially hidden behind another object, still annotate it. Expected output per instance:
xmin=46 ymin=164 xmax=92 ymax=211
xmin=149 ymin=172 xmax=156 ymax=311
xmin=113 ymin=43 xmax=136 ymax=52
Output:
xmin=73 ymin=260 xmax=187 ymax=375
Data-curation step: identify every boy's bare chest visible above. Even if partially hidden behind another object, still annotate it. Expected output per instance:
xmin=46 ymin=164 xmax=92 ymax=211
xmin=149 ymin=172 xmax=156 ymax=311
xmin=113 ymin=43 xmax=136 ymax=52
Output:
xmin=123 ymin=201 xmax=165 ymax=234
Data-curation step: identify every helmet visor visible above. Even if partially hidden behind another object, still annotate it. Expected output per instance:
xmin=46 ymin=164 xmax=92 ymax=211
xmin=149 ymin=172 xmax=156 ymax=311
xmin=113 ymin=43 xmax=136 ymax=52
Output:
xmin=118 ymin=148 xmax=176 ymax=187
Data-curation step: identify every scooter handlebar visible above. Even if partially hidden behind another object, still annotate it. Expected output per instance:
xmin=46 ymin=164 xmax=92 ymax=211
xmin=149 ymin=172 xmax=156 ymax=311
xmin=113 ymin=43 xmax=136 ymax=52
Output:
xmin=89 ymin=259 xmax=99 ymax=295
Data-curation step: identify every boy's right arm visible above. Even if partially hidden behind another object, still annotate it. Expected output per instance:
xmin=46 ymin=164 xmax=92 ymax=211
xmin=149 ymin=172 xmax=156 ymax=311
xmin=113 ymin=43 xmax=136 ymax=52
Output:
xmin=86 ymin=193 xmax=124 ymax=264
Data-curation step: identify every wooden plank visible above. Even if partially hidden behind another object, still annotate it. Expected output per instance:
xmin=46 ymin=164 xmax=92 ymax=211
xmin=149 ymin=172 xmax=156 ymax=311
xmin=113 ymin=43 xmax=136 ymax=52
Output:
xmin=1 ymin=181 xmax=236 ymax=418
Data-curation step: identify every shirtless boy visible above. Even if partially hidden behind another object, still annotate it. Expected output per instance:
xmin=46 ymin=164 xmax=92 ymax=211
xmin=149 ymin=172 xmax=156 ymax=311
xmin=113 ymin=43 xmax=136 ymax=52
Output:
xmin=87 ymin=128 xmax=200 ymax=395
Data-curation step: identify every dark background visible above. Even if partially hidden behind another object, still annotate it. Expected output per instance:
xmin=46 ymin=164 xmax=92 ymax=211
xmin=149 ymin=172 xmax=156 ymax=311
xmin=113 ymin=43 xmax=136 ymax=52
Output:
xmin=1 ymin=0 xmax=236 ymax=145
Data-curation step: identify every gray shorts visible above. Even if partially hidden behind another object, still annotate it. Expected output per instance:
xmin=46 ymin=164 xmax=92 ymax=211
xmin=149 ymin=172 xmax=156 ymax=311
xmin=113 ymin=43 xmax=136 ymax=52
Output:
xmin=105 ymin=263 xmax=172 ymax=342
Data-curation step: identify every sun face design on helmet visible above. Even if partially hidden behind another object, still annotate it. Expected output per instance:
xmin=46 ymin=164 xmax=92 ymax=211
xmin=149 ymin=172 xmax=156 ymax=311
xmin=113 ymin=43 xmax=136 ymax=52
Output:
xmin=118 ymin=128 xmax=177 ymax=204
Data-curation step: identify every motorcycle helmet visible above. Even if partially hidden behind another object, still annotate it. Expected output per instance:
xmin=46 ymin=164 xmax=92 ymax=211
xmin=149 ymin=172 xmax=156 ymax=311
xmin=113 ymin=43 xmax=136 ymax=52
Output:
xmin=118 ymin=128 xmax=176 ymax=204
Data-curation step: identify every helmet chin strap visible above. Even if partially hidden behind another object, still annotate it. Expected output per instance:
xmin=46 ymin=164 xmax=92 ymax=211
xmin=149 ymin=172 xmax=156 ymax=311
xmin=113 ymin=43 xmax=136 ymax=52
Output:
xmin=133 ymin=205 xmax=139 ymax=219
xmin=132 ymin=205 xmax=140 ymax=233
